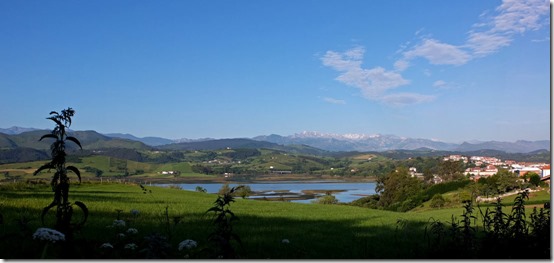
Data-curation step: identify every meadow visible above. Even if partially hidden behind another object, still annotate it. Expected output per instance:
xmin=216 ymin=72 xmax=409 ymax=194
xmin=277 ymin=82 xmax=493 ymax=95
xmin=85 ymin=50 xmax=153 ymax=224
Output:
xmin=0 ymin=181 xmax=549 ymax=259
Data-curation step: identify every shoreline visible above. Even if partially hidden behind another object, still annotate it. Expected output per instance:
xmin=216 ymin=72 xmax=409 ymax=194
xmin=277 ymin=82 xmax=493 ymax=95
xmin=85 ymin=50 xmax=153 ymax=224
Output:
xmin=135 ymin=174 xmax=377 ymax=185
xmin=6 ymin=174 xmax=376 ymax=186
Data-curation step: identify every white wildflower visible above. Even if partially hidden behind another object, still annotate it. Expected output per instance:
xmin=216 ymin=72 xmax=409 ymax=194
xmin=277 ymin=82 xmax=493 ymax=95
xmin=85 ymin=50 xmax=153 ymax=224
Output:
xmin=100 ymin=243 xmax=114 ymax=249
xmin=117 ymin=233 xmax=126 ymax=239
xmin=130 ymin=209 xmax=140 ymax=216
xmin=112 ymin=219 xmax=126 ymax=228
xmin=178 ymin=239 xmax=198 ymax=251
xmin=124 ymin=243 xmax=138 ymax=250
xmin=32 ymin=228 xmax=65 ymax=243
xmin=126 ymin=228 xmax=138 ymax=235
xmin=282 ymin=239 xmax=290 ymax=244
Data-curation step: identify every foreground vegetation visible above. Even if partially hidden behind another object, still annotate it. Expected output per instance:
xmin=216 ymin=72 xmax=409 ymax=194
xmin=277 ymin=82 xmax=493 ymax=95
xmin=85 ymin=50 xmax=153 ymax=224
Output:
xmin=0 ymin=181 xmax=549 ymax=259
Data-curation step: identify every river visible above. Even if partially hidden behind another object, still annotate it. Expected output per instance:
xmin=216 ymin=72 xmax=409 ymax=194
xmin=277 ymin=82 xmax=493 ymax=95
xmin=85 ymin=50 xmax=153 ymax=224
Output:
xmin=156 ymin=181 xmax=377 ymax=204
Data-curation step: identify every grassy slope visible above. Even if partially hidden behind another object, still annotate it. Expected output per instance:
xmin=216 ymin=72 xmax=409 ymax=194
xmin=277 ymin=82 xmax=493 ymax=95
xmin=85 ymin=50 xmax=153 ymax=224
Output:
xmin=0 ymin=182 xmax=548 ymax=259
xmin=0 ymin=156 xmax=208 ymax=179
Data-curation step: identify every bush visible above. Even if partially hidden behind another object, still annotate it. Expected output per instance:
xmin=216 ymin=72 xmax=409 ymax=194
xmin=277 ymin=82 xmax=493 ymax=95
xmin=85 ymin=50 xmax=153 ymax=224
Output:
xmin=313 ymin=194 xmax=338 ymax=205
xmin=218 ymin=184 xmax=231 ymax=195
xmin=430 ymin=194 xmax=446 ymax=208
xmin=349 ymin=194 xmax=380 ymax=209
xmin=235 ymin=185 xmax=252 ymax=199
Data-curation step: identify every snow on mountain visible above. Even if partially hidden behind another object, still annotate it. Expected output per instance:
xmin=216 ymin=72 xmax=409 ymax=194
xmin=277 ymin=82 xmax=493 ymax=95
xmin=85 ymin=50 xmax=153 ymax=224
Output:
xmin=0 ymin=126 xmax=41 ymax=135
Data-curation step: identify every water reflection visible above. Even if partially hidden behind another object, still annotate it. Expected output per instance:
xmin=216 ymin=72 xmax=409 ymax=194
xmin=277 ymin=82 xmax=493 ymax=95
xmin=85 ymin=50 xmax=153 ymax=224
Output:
xmin=156 ymin=181 xmax=376 ymax=203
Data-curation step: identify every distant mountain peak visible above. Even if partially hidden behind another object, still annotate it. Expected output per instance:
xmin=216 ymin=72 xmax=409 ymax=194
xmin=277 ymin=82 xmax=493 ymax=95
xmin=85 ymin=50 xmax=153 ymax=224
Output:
xmin=293 ymin=131 xmax=381 ymax=140
xmin=0 ymin=126 xmax=41 ymax=135
xmin=253 ymin=131 xmax=549 ymax=153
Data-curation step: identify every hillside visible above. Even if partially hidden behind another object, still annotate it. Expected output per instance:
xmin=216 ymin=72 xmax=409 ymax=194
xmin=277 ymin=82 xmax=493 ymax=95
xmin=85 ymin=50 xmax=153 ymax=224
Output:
xmin=0 ymin=130 xmax=152 ymax=151
xmin=158 ymin=138 xmax=329 ymax=156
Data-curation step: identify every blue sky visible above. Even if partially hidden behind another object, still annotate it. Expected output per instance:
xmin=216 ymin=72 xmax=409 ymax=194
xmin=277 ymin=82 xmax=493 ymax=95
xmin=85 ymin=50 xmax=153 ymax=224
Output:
xmin=0 ymin=0 xmax=550 ymax=143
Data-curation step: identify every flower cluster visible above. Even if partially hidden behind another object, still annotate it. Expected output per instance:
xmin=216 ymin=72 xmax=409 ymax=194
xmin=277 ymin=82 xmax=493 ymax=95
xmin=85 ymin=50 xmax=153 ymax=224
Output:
xmin=112 ymin=219 xmax=126 ymax=228
xmin=124 ymin=243 xmax=138 ymax=250
xmin=130 ymin=209 xmax=140 ymax=216
xmin=126 ymin=228 xmax=138 ymax=235
xmin=178 ymin=239 xmax=198 ymax=251
xmin=281 ymin=239 xmax=290 ymax=244
xmin=100 ymin=243 xmax=114 ymax=249
xmin=32 ymin=228 xmax=65 ymax=243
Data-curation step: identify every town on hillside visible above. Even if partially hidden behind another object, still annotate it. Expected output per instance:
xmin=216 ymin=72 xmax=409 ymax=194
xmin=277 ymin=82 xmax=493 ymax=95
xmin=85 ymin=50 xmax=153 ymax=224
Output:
xmin=434 ymin=154 xmax=551 ymax=184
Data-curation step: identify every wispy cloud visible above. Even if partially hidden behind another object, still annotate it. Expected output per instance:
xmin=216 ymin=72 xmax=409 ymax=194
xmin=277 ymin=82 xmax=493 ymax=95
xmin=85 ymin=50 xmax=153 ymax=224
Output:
xmin=321 ymin=47 xmax=410 ymax=100
xmin=402 ymin=39 xmax=471 ymax=66
xmin=433 ymin=80 xmax=447 ymax=88
xmin=380 ymin=93 xmax=436 ymax=107
xmin=466 ymin=32 xmax=512 ymax=56
xmin=323 ymin=97 xmax=346 ymax=105
xmin=397 ymin=0 xmax=549 ymax=66
xmin=321 ymin=0 xmax=548 ymax=107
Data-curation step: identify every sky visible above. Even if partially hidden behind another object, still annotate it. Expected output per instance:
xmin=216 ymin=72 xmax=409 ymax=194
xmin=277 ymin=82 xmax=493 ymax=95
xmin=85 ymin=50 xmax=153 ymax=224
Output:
xmin=0 ymin=0 xmax=550 ymax=143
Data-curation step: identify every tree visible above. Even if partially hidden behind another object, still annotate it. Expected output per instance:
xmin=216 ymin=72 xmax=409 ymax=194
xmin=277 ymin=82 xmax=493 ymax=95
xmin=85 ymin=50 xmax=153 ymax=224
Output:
xmin=33 ymin=108 xmax=88 ymax=239
xmin=218 ymin=184 xmax=231 ymax=195
xmin=377 ymin=167 xmax=423 ymax=210
xmin=437 ymin=160 xmax=465 ymax=181
xmin=495 ymin=169 xmax=519 ymax=193
xmin=235 ymin=185 xmax=252 ymax=199
xmin=527 ymin=172 xmax=541 ymax=187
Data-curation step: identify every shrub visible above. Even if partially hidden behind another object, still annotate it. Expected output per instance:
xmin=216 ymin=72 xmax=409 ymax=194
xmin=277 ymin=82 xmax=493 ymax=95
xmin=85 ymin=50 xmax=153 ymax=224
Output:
xmin=234 ymin=185 xmax=252 ymax=199
xmin=312 ymin=194 xmax=338 ymax=205
xmin=430 ymin=194 xmax=446 ymax=208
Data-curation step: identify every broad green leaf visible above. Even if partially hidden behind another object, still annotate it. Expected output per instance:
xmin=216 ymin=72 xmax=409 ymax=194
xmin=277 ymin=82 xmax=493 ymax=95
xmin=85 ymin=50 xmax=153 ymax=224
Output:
xmin=47 ymin=117 xmax=63 ymax=127
xmin=41 ymin=202 xmax=57 ymax=225
xmin=39 ymin=134 xmax=58 ymax=141
xmin=67 ymin=166 xmax=81 ymax=182
xmin=74 ymin=201 xmax=89 ymax=225
xmin=65 ymin=136 xmax=82 ymax=149
xmin=34 ymin=163 xmax=54 ymax=175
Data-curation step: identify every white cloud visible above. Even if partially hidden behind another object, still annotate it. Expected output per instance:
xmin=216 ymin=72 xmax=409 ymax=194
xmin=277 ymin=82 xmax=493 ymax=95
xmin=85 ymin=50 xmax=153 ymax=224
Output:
xmin=403 ymin=39 xmax=471 ymax=66
xmin=493 ymin=0 xmax=549 ymax=34
xmin=380 ymin=93 xmax=436 ymax=107
xmin=321 ymin=46 xmax=364 ymax=71
xmin=433 ymin=80 xmax=447 ymax=88
xmin=321 ymin=47 xmax=410 ymax=100
xmin=321 ymin=0 xmax=548 ymax=107
xmin=323 ymin=97 xmax=346 ymax=105
xmin=465 ymin=0 xmax=548 ymax=56
xmin=397 ymin=0 xmax=549 ymax=68
xmin=466 ymin=32 xmax=512 ymax=56
xmin=393 ymin=59 xmax=409 ymax=71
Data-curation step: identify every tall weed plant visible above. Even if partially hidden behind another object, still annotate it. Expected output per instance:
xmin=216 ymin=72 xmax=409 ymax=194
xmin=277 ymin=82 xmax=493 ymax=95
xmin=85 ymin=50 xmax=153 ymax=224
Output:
xmin=33 ymin=108 xmax=88 ymax=241
xmin=425 ymin=190 xmax=550 ymax=259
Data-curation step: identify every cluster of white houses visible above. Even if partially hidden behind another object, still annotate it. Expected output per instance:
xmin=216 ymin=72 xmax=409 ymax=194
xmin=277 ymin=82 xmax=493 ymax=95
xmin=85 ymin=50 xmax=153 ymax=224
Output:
xmin=442 ymin=154 xmax=550 ymax=181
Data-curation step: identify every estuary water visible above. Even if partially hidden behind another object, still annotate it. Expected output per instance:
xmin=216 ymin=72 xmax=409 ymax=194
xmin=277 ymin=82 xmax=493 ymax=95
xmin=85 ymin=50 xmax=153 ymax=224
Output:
xmin=156 ymin=181 xmax=377 ymax=204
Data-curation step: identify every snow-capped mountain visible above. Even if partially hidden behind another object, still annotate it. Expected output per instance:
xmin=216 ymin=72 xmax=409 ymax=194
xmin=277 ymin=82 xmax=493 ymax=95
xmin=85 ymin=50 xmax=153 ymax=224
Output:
xmin=292 ymin=131 xmax=381 ymax=140
xmin=253 ymin=131 xmax=458 ymax=152
xmin=1 ymin=127 xmax=549 ymax=153
xmin=253 ymin=131 xmax=550 ymax=153
xmin=0 ymin=126 xmax=41 ymax=135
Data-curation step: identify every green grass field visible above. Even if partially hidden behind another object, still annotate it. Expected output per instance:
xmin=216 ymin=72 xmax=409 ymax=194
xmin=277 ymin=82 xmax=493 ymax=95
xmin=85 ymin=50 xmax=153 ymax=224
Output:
xmin=0 ymin=156 xmax=210 ymax=180
xmin=0 ymin=181 xmax=549 ymax=259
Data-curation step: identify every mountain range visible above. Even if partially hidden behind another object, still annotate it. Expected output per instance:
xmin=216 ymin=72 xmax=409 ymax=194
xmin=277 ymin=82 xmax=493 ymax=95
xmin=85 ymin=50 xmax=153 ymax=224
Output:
xmin=0 ymin=127 xmax=550 ymax=153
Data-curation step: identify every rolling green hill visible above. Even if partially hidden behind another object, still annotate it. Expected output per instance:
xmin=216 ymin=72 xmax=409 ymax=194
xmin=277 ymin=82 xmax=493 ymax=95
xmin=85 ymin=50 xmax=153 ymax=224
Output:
xmin=0 ymin=130 xmax=151 ymax=150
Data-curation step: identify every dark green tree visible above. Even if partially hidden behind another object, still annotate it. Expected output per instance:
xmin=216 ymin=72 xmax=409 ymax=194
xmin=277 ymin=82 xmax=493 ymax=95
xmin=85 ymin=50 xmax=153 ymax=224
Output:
xmin=33 ymin=108 xmax=88 ymax=239
xmin=377 ymin=167 xmax=423 ymax=210
xmin=527 ymin=172 xmax=541 ymax=187
xmin=437 ymin=160 xmax=465 ymax=181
